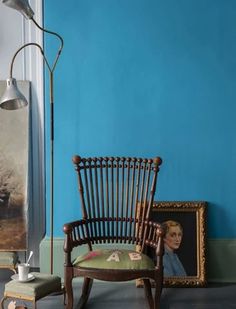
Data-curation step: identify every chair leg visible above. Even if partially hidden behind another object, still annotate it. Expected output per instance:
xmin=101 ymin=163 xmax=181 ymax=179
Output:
xmin=154 ymin=280 xmax=162 ymax=309
xmin=143 ymin=279 xmax=154 ymax=309
xmin=77 ymin=278 xmax=93 ymax=309
xmin=64 ymin=268 xmax=74 ymax=309
xmin=0 ymin=297 xmax=6 ymax=309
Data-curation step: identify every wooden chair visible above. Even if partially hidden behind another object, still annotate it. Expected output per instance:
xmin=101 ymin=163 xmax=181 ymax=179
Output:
xmin=63 ymin=156 xmax=164 ymax=309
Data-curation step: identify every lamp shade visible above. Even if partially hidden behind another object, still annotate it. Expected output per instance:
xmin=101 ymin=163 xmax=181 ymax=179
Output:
xmin=0 ymin=78 xmax=28 ymax=110
xmin=2 ymin=0 xmax=34 ymax=19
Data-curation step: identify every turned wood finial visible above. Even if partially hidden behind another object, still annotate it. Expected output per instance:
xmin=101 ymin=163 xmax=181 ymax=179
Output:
xmin=72 ymin=155 xmax=81 ymax=164
xmin=63 ymin=224 xmax=73 ymax=234
xmin=153 ymin=157 xmax=162 ymax=166
xmin=156 ymin=224 xmax=164 ymax=237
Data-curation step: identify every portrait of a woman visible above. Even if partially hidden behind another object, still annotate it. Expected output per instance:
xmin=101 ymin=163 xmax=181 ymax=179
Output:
xmin=162 ymin=220 xmax=187 ymax=277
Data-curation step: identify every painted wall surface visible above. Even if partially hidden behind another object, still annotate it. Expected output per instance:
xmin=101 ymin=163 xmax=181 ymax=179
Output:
xmin=44 ymin=0 xmax=236 ymax=239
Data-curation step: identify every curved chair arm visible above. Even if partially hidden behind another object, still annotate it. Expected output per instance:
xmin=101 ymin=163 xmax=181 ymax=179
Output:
xmin=144 ymin=220 xmax=164 ymax=268
xmin=63 ymin=219 xmax=91 ymax=266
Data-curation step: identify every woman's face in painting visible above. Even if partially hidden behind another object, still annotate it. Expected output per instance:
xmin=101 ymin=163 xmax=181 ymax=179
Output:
xmin=164 ymin=225 xmax=183 ymax=252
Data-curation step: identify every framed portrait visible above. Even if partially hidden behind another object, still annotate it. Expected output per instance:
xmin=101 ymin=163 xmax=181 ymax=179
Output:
xmin=137 ymin=201 xmax=207 ymax=287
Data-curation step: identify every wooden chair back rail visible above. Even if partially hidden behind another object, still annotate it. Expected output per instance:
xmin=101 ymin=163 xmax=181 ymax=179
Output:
xmin=71 ymin=236 xmax=163 ymax=248
xmin=67 ymin=218 xmax=163 ymax=248
xmin=78 ymin=162 xmax=157 ymax=170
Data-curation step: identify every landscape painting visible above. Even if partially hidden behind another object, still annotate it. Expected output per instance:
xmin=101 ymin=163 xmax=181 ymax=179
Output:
xmin=0 ymin=81 xmax=30 ymax=251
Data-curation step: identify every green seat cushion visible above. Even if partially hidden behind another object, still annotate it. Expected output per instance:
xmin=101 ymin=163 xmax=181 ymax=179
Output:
xmin=5 ymin=272 xmax=61 ymax=299
xmin=0 ymin=252 xmax=18 ymax=266
xmin=73 ymin=249 xmax=155 ymax=270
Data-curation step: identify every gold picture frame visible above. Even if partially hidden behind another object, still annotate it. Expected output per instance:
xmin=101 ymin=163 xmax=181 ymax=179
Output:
xmin=137 ymin=201 xmax=207 ymax=287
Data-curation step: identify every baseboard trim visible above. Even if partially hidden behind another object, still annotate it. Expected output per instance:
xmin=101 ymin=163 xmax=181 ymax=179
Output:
xmin=39 ymin=238 xmax=236 ymax=283
xmin=207 ymin=239 xmax=236 ymax=283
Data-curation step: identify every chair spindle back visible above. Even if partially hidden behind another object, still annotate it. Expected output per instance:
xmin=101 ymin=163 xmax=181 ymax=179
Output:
xmin=72 ymin=156 xmax=162 ymax=247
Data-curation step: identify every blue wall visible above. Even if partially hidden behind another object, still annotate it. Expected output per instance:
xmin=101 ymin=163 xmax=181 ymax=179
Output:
xmin=44 ymin=0 xmax=236 ymax=238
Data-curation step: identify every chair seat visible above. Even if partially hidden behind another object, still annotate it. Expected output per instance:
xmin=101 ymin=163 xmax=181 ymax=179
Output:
xmin=73 ymin=249 xmax=155 ymax=270
xmin=4 ymin=272 xmax=61 ymax=299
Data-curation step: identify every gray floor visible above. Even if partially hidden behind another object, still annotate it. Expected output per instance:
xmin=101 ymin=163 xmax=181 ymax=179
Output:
xmin=1 ymin=270 xmax=236 ymax=308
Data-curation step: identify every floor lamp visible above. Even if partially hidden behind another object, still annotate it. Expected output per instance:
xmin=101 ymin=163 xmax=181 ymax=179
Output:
xmin=0 ymin=0 xmax=64 ymax=275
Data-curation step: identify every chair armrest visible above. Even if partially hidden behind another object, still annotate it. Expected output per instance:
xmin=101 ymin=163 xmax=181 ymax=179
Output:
xmin=144 ymin=220 xmax=164 ymax=268
xmin=63 ymin=219 xmax=91 ymax=267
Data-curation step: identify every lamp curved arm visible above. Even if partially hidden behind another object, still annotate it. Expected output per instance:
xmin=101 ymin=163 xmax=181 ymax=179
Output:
xmin=32 ymin=17 xmax=64 ymax=72
xmin=10 ymin=42 xmax=51 ymax=78
xmin=2 ymin=1 xmax=63 ymax=74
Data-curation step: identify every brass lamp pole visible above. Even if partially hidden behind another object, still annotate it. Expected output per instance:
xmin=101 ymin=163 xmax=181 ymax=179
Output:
xmin=0 ymin=0 xmax=64 ymax=274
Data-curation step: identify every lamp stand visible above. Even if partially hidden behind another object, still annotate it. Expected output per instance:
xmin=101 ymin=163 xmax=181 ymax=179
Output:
xmin=1 ymin=0 xmax=63 ymax=275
